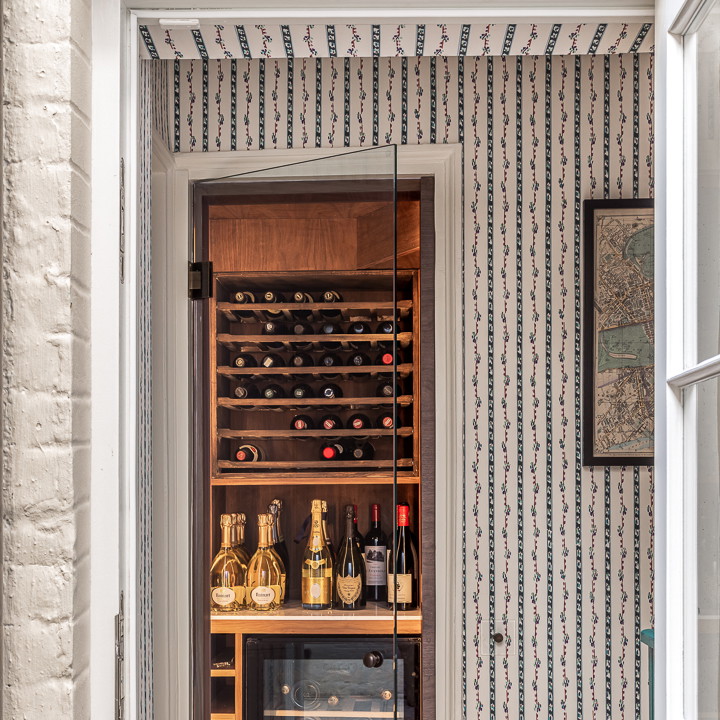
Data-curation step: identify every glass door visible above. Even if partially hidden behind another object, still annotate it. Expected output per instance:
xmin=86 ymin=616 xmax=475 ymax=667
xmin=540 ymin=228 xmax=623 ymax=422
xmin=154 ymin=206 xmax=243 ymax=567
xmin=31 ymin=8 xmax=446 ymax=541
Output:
xmin=189 ymin=145 xmax=424 ymax=720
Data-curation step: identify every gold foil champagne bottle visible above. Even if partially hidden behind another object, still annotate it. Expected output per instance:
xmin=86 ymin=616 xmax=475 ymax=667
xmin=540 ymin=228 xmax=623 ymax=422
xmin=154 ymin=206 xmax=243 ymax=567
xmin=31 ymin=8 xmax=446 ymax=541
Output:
xmin=301 ymin=499 xmax=334 ymax=610
xmin=210 ymin=514 xmax=247 ymax=613
xmin=231 ymin=513 xmax=251 ymax=566
xmin=245 ymin=513 xmax=283 ymax=611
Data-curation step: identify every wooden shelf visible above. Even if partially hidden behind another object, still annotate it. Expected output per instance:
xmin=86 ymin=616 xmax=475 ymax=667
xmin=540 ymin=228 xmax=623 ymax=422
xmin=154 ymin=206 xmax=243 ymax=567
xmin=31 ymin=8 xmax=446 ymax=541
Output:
xmin=217 ymin=332 xmax=413 ymax=350
xmin=211 ymin=473 xmax=420 ymax=486
xmin=210 ymin=714 xmax=235 ymax=720
xmin=217 ymin=459 xmax=413 ymax=470
xmin=210 ymin=668 xmax=235 ymax=677
xmin=217 ymin=299 xmax=412 ymax=323
xmin=218 ymin=395 xmax=413 ymax=409
xmin=218 ymin=428 xmax=412 ymax=439
xmin=217 ymin=363 xmax=413 ymax=379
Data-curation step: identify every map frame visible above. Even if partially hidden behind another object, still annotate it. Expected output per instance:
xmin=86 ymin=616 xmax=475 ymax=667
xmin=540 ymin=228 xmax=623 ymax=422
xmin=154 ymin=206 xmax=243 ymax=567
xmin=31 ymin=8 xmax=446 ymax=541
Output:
xmin=582 ymin=198 xmax=655 ymax=466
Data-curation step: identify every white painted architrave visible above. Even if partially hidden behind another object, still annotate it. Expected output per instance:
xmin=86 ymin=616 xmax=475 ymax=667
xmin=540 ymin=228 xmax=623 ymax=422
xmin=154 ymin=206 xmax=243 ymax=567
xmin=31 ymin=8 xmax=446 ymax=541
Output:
xmin=151 ymin=144 xmax=464 ymax=720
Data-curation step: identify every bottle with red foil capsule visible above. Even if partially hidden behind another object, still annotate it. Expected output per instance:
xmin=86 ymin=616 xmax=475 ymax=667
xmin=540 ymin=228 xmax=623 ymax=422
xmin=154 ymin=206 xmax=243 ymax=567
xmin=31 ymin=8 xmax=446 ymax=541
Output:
xmin=364 ymin=504 xmax=388 ymax=601
xmin=319 ymin=441 xmax=349 ymax=461
xmin=319 ymin=415 xmax=343 ymax=431
xmin=347 ymin=413 xmax=371 ymax=431
xmin=376 ymin=350 xmax=403 ymax=377
xmin=376 ymin=413 xmax=397 ymax=430
xmin=235 ymin=444 xmax=263 ymax=462
xmin=290 ymin=415 xmax=315 ymax=430
xmin=386 ymin=503 xmax=418 ymax=610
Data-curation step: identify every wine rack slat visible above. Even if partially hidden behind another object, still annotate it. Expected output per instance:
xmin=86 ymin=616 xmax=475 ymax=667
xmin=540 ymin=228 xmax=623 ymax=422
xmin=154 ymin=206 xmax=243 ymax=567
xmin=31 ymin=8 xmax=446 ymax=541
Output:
xmin=217 ymin=332 xmax=413 ymax=350
xmin=217 ymin=395 xmax=413 ymax=409
xmin=217 ymin=299 xmax=412 ymax=323
xmin=218 ymin=428 xmax=412 ymax=439
xmin=217 ymin=363 xmax=413 ymax=379
xmin=217 ymin=459 xmax=413 ymax=470
xmin=210 ymin=473 xmax=420 ymax=485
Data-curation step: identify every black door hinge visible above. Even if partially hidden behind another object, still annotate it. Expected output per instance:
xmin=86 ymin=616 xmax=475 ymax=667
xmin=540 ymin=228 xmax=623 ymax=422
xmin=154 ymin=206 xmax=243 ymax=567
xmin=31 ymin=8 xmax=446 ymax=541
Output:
xmin=188 ymin=261 xmax=213 ymax=299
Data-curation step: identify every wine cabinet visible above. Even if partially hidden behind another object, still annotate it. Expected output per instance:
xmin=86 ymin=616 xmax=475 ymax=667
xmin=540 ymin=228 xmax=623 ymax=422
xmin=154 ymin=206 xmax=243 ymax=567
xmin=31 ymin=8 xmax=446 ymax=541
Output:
xmin=193 ymin=154 xmax=435 ymax=720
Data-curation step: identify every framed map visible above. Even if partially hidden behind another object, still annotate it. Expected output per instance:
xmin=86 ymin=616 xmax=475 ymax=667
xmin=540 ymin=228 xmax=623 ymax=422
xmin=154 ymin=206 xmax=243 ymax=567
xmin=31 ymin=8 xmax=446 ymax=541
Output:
xmin=582 ymin=199 xmax=654 ymax=466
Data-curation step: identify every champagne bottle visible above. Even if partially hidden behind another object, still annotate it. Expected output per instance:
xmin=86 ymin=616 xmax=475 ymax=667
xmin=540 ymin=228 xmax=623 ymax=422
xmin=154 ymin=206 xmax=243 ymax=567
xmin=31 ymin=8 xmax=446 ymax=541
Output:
xmin=347 ymin=413 xmax=371 ymax=431
xmin=364 ymin=504 xmax=388 ymax=601
xmin=291 ymin=414 xmax=315 ymax=430
xmin=262 ymin=384 xmax=285 ymax=399
xmin=322 ymin=500 xmax=335 ymax=562
xmin=234 ymin=383 xmax=260 ymax=399
xmin=319 ymin=383 xmax=343 ymax=400
xmin=292 ymin=291 xmax=314 ymax=320
xmin=269 ymin=499 xmax=290 ymax=599
xmin=232 ymin=291 xmax=256 ymax=319
xmin=377 ymin=381 xmax=402 ymax=398
xmin=320 ymin=290 xmax=342 ymax=318
xmin=335 ymin=505 xmax=367 ymax=610
xmin=233 ymin=353 xmax=257 ymax=368
xmin=262 ymin=290 xmax=286 ymax=319
xmin=235 ymin=444 xmax=262 ymax=462
xmin=245 ymin=513 xmax=283 ymax=611
xmin=319 ymin=414 xmax=343 ymax=431
xmin=387 ymin=504 xmax=418 ymax=610
xmin=301 ymin=499 xmax=334 ymax=609
xmin=231 ymin=513 xmax=251 ymax=566
xmin=210 ymin=514 xmax=247 ymax=612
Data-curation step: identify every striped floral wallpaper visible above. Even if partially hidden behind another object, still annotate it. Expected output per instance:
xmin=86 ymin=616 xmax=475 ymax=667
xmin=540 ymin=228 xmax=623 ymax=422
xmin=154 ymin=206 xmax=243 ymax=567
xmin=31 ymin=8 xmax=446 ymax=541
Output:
xmin=154 ymin=52 xmax=655 ymax=719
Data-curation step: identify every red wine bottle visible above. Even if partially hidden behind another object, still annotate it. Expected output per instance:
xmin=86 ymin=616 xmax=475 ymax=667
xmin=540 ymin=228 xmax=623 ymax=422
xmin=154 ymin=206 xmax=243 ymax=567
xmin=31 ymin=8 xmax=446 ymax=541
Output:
xmin=352 ymin=504 xmax=364 ymax=549
xmin=387 ymin=504 xmax=418 ymax=610
xmin=335 ymin=504 xmax=366 ymax=610
xmin=347 ymin=413 xmax=371 ymax=431
xmin=235 ymin=444 xmax=263 ymax=462
xmin=233 ymin=353 xmax=257 ymax=368
xmin=319 ymin=383 xmax=343 ymax=400
xmin=318 ymin=353 xmax=342 ymax=378
xmin=290 ymin=415 xmax=315 ymax=430
xmin=262 ymin=290 xmax=286 ymax=319
xmin=234 ymin=383 xmax=260 ymax=399
xmin=262 ymin=384 xmax=286 ymax=399
xmin=319 ymin=415 xmax=343 ymax=431
xmin=320 ymin=440 xmax=349 ymax=460
xmin=291 ymin=291 xmax=314 ymax=320
xmin=376 ymin=413 xmax=397 ymax=429
xmin=320 ymin=290 xmax=343 ymax=318
xmin=377 ymin=320 xmax=398 ymax=349
xmin=348 ymin=352 xmax=371 ymax=378
xmin=364 ymin=504 xmax=388 ymax=601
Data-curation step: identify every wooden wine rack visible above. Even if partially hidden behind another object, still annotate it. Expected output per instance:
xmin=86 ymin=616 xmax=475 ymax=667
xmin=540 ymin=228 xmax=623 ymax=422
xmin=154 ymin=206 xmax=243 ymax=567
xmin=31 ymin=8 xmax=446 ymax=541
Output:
xmin=196 ymin=177 xmax=435 ymax=720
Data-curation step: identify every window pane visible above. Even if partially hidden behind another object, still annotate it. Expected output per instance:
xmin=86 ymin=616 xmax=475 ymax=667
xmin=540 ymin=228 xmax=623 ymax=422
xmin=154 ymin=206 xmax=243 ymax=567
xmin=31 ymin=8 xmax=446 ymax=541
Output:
xmin=697 ymin=1 xmax=720 ymax=362
xmin=695 ymin=375 xmax=720 ymax=718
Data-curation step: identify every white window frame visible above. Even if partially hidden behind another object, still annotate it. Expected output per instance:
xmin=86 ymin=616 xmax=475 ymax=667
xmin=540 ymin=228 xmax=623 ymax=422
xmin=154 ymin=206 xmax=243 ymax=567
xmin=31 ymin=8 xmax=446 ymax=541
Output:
xmin=656 ymin=1 xmax=720 ymax=719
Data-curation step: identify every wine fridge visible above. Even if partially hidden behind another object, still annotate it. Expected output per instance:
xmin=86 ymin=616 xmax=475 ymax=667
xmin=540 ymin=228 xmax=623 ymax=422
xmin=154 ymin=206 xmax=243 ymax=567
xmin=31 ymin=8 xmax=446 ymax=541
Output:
xmin=244 ymin=635 xmax=421 ymax=720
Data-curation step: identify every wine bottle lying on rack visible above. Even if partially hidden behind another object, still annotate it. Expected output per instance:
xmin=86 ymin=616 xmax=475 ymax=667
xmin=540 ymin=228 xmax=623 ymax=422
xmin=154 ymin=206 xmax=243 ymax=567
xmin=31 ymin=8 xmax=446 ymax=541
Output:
xmin=318 ymin=353 xmax=342 ymax=378
xmin=348 ymin=352 xmax=371 ymax=377
xmin=335 ymin=504 xmax=366 ymax=610
xmin=320 ymin=414 xmax=343 ymax=431
xmin=376 ymin=412 xmax=397 ymax=429
xmin=320 ymin=322 xmax=341 ymax=350
xmin=348 ymin=322 xmax=371 ymax=349
xmin=233 ymin=291 xmax=256 ymax=319
xmin=292 ymin=291 xmax=314 ymax=319
xmin=319 ymin=383 xmax=343 ymax=399
xmin=267 ymin=502 xmax=288 ymax=601
xmin=377 ymin=381 xmax=402 ymax=398
xmin=291 ymin=414 xmax=314 ymax=430
xmin=350 ymin=441 xmax=375 ymax=460
xmin=387 ymin=504 xmax=418 ymax=611
xmin=262 ymin=291 xmax=285 ymax=319
xmin=235 ymin=444 xmax=263 ymax=462
xmin=289 ymin=352 xmax=313 ymax=369
xmin=322 ymin=500 xmax=335 ymax=562
xmin=233 ymin=353 xmax=257 ymax=368
xmin=377 ymin=320 xmax=398 ymax=348
xmin=291 ymin=383 xmax=314 ymax=399
xmin=231 ymin=512 xmax=251 ymax=565
xmin=320 ymin=290 xmax=342 ymax=318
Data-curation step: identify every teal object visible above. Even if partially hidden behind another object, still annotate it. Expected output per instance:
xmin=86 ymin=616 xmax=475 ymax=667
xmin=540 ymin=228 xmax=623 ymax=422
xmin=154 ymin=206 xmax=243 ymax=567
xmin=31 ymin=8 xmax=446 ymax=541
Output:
xmin=641 ymin=628 xmax=655 ymax=720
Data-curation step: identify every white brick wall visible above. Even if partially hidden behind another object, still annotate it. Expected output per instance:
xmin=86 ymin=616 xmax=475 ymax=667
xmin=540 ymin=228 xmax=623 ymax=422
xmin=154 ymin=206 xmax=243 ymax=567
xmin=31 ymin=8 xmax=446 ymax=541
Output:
xmin=1 ymin=0 xmax=92 ymax=715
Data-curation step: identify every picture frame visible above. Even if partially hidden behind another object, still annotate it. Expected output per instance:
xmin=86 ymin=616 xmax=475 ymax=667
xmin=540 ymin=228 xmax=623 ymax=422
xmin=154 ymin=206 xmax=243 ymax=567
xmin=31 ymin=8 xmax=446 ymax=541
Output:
xmin=582 ymin=198 xmax=655 ymax=466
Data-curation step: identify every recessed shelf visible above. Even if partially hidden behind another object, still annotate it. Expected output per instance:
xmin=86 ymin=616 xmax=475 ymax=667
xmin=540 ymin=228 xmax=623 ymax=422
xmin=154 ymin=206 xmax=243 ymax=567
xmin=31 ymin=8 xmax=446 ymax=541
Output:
xmin=217 ymin=395 xmax=413 ymax=410
xmin=217 ymin=459 xmax=414 ymax=470
xmin=217 ymin=299 xmax=412 ymax=323
xmin=211 ymin=600 xmax=421 ymax=621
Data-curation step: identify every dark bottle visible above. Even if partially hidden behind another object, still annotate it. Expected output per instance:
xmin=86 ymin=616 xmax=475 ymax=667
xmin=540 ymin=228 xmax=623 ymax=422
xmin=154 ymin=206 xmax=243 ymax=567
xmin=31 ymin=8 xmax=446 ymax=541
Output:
xmin=291 ymin=321 xmax=314 ymax=349
xmin=290 ymin=414 xmax=315 ymax=430
xmin=291 ymin=383 xmax=314 ymax=399
xmin=352 ymin=504 xmax=364 ymax=549
xmin=318 ymin=353 xmax=342 ymax=378
xmin=376 ymin=350 xmax=402 ymax=377
xmin=289 ymin=352 xmax=313 ymax=369
xmin=335 ymin=505 xmax=367 ymax=610
xmin=322 ymin=500 xmax=335 ymax=563
xmin=376 ymin=412 xmax=398 ymax=430
xmin=234 ymin=383 xmax=260 ymax=399
xmin=262 ymin=384 xmax=286 ymax=400
xmin=320 ymin=440 xmax=349 ymax=461
xmin=233 ymin=353 xmax=257 ymax=369
xmin=319 ymin=383 xmax=343 ymax=400
xmin=259 ymin=353 xmax=284 ymax=369
xmin=262 ymin=290 xmax=286 ymax=319
xmin=261 ymin=321 xmax=287 ymax=350
xmin=364 ymin=503 xmax=388 ymax=601
xmin=350 ymin=441 xmax=375 ymax=461
xmin=268 ymin=499 xmax=291 ymax=597
xmin=377 ymin=381 xmax=402 ymax=398
xmin=319 ymin=415 xmax=343 ymax=431
xmin=348 ymin=322 xmax=372 ymax=349
xmin=348 ymin=352 xmax=371 ymax=378
xmin=347 ymin=413 xmax=371 ymax=431
xmin=232 ymin=291 xmax=257 ymax=319
xmin=235 ymin=444 xmax=263 ymax=462
xmin=398 ymin=501 xmax=417 ymax=545
xmin=377 ymin=320 xmax=398 ymax=349
xmin=291 ymin=291 xmax=314 ymax=320
xmin=387 ymin=503 xmax=418 ymax=610
xmin=319 ymin=322 xmax=341 ymax=350
xmin=320 ymin=290 xmax=343 ymax=318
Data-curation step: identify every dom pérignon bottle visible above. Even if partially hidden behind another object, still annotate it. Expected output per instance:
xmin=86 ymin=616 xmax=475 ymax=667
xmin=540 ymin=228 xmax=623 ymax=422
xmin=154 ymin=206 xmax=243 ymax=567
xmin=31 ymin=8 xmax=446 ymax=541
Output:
xmin=387 ymin=503 xmax=418 ymax=610
xmin=210 ymin=514 xmax=247 ymax=613
xmin=335 ymin=505 xmax=367 ymax=610
xmin=365 ymin=504 xmax=388 ymax=601
xmin=301 ymin=499 xmax=334 ymax=610
xmin=245 ymin=513 xmax=284 ymax=611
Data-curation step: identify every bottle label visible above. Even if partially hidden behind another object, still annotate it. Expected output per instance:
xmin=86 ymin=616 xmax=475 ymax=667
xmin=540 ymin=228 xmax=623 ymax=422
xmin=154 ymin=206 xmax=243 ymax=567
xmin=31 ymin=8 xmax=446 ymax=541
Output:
xmin=365 ymin=546 xmax=387 ymax=586
xmin=212 ymin=586 xmax=245 ymax=607
xmin=302 ymin=576 xmax=332 ymax=604
xmin=250 ymin=585 xmax=279 ymax=606
xmin=336 ymin=574 xmax=362 ymax=603
xmin=387 ymin=573 xmax=412 ymax=604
